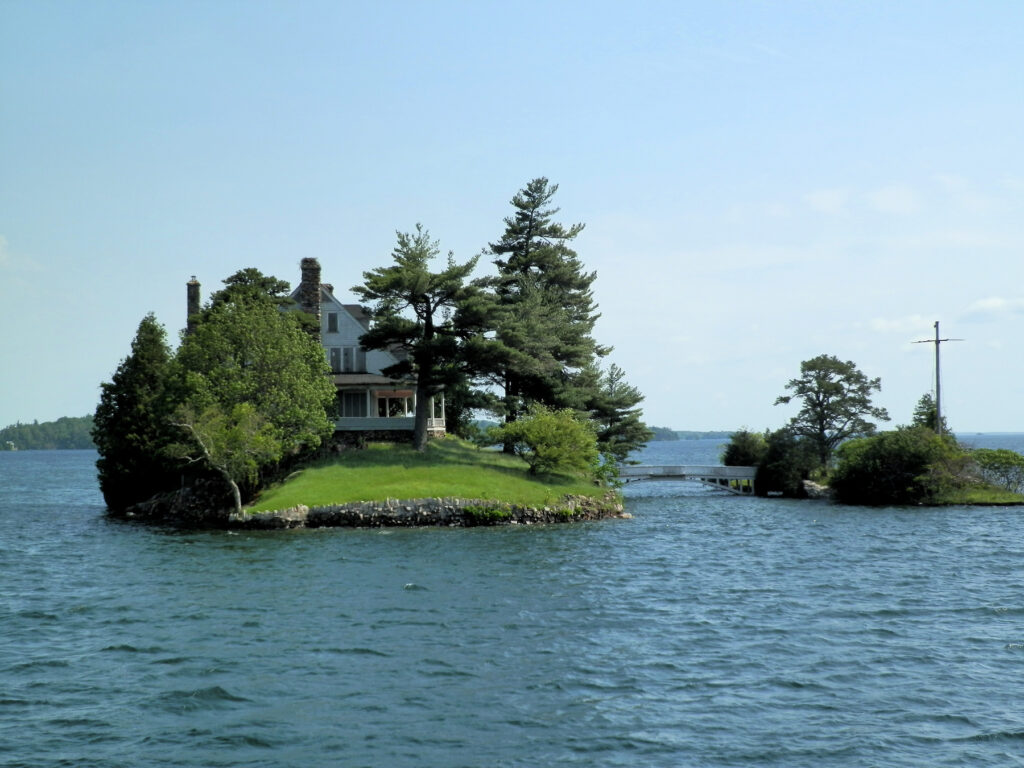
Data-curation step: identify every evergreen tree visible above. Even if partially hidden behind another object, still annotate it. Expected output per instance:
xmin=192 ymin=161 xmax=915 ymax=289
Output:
xmin=775 ymin=354 xmax=890 ymax=468
xmin=92 ymin=314 xmax=179 ymax=511
xmin=484 ymin=178 xmax=607 ymax=446
xmin=353 ymin=225 xmax=487 ymax=451
xmin=911 ymin=392 xmax=950 ymax=435
xmin=585 ymin=362 xmax=652 ymax=464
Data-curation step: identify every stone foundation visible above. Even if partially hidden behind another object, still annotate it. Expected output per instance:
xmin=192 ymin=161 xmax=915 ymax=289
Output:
xmin=230 ymin=492 xmax=627 ymax=529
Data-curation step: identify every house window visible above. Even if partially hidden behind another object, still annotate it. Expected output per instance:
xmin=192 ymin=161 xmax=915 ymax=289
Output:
xmin=341 ymin=392 xmax=367 ymax=418
xmin=327 ymin=313 xmax=338 ymax=333
xmin=329 ymin=348 xmax=341 ymax=373
xmin=339 ymin=346 xmax=367 ymax=372
xmin=375 ymin=390 xmax=414 ymax=418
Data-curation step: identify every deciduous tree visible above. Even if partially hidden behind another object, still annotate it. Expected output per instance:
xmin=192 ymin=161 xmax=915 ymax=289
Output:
xmin=722 ymin=429 xmax=768 ymax=467
xmin=497 ymin=403 xmax=599 ymax=476
xmin=174 ymin=292 xmax=335 ymax=504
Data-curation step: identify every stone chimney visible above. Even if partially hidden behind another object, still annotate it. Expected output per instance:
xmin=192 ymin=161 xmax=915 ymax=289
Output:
xmin=298 ymin=257 xmax=322 ymax=327
xmin=186 ymin=276 xmax=201 ymax=335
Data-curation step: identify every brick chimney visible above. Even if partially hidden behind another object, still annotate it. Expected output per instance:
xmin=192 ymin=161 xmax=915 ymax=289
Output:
xmin=186 ymin=276 xmax=201 ymax=335
xmin=298 ymin=258 xmax=322 ymax=327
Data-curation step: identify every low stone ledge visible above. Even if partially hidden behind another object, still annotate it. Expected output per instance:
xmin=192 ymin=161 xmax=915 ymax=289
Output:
xmin=231 ymin=492 xmax=626 ymax=530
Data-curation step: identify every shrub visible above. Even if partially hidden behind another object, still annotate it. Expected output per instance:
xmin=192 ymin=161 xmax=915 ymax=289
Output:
xmin=754 ymin=428 xmax=817 ymax=497
xmin=722 ymin=429 xmax=768 ymax=467
xmin=830 ymin=426 xmax=965 ymax=505
xmin=497 ymin=403 xmax=599 ymax=477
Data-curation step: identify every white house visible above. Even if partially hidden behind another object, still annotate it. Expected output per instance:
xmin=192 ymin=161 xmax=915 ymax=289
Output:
xmin=187 ymin=258 xmax=445 ymax=440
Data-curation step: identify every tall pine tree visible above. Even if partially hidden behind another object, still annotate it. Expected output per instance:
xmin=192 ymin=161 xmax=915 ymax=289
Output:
xmin=353 ymin=225 xmax=488 ymax=451
xmin=485 ymin=178 xmax=607 ymax=447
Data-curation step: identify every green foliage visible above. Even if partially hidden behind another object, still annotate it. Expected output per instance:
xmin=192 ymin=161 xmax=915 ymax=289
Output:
xmin=911 ymin=392 xmax=950 ymax=435
xmin=755 ymin=428 xmax=818 ymax=497
xmin=484 ymin=178 xmax=608 ymax=439
xmin=721 ymin=429 xmax=768 ymax=467
xmin=972 ymin=448 xmax=1024 ymax=494
xmin=648 ymin=427 xmax=680 ymax=441
xmin=830 ymin=426 xmax=967 ymax=506
xmin=92 ymin=314 xmax=181 ymax=511
xmin=775 ymin=354 xmax=890 ymax=468
xmin=496 ymin=403 xmax=599 ymax=477
xmin=208 ymin=267 xmax=293 ymax=309
xmin=0 ymin=416 xmax=95 ymax=450
xmin=171 ymin=402 xmax=281 ymax=513
xmin=95 ymin=270 xmax=337 ymax=513
xmin=584 ymin=362 xmax=652 ymax=464
xmin=176 ymin=294 xmax=335 ymax=459
xmin=352 ymin=224 xmax=486 ymax=451
xmin=463 ymin=504 xmax=513 ymax=524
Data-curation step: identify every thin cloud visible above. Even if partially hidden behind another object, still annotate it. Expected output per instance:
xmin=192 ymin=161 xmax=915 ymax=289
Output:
xmin=804 ymin=188 xmax=848 ymax=215
xmin=961 ymin=296 xmax=1024 ymax=322
xmin=865 ymin=315 xmax=936 ymax=335
xmin=867 ymin=184 xmax=922 ymax=216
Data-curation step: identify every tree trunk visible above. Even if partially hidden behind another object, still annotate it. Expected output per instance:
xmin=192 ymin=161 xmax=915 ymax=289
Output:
xmin=502 ymin=372 xmax=516 ymax=454
xmin=413 ymin=382 xmax=430 ymax=452
xmin=226 ymin=477 xmax=243 ymax=515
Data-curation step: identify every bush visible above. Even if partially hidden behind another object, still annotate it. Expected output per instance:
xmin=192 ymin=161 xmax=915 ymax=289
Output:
xmin=830 ymin=426 xmax=965 ymax=505
xmin=497 ymin=404 xmax=599 ymax=477
xmin=722 ymin=429 xmax=768 ymax=466
xmin=754 ymin=428 xmax=817 ymax=497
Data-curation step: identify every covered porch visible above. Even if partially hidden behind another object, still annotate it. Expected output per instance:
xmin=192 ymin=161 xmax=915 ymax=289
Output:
xmin=331 ymin=374 xmax=445 ymax=434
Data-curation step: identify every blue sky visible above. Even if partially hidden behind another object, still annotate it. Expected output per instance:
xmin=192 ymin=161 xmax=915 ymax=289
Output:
xmin=2 ymin=0 xmax=1022 ymax=432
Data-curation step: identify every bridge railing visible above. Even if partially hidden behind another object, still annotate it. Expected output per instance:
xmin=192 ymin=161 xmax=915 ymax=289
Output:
xmin=620 ymin=465 xmax=757 ymax=494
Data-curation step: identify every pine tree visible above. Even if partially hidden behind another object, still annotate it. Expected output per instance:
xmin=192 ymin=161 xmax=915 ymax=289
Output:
xmin=585 ymin=363 xmax=653 ymax=464
xmin=353 ymin=224 xmax=486 ymax=451
xmin=485 ymin=178 xmax=607 ymax=446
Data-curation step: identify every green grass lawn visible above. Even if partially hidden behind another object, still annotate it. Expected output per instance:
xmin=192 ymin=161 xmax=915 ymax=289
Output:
xmin=934 ymin=485 xmax=1024 ymax=505
xmin=248 ymin=436 xmax=609 ymax=513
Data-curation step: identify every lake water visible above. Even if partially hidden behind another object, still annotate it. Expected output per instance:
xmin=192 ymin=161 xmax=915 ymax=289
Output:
xmin=3 ymin=437 xmax=1024 ymax=767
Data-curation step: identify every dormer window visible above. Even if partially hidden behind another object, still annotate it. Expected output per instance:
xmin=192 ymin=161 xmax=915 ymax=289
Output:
xmin=327 ymin=312 xmax=339 ymax=333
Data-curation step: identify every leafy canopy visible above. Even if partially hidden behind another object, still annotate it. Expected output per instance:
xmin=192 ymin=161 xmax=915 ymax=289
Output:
xmin=830 ymin=426 xmax=967 ymax=505
xmin=775 ymin=354 xmax=890 ymax=468
xmin=496 ymin=403 xmax=599 ymax=477
xmin=722 ymin=429 xmax=768 ymax=467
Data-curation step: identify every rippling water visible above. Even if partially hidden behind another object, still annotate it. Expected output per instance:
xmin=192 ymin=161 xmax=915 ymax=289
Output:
xmin=3 ymin=441 xmax=1024 ymax=767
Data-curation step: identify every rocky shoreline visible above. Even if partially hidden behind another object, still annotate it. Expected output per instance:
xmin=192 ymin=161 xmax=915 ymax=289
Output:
xmin=120 ymin=483 xmax=628 ymax=529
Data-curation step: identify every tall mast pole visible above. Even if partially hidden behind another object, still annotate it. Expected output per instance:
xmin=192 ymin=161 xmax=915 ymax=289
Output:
xmin=933 ymin=322 xmax=942 ymax=436
xmin=913 ymin=321 xmax=963 ymax=438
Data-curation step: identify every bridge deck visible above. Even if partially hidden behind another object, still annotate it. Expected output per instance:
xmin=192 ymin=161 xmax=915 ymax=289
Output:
xmin=620 ymin=465 xmax=757 ymax=494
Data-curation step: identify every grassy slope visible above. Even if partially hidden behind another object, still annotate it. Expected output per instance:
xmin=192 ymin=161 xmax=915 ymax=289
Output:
xmin=248 ymin=437 xmax=608 ymax=512
xmin=934 ymin=485 xmax=1024 ymax=505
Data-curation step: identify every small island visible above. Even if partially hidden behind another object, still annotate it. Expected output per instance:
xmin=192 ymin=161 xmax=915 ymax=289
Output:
xmin=720 ymin=355 xmax=1024 ymax=506
xmin=92 ymin=179 xmax=650 ymax=527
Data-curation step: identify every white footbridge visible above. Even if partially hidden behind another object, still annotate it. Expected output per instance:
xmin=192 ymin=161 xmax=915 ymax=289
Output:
xmin=620 ymin=465 xmax=757 ymax=495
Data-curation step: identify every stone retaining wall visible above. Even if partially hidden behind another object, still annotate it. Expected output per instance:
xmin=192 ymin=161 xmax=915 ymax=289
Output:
xmin=228 ymin=493 xmax=627 ymax=530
